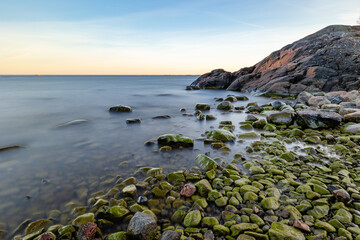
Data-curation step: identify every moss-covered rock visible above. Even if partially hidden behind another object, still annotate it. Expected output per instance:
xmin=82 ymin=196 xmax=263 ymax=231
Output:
xmin=195 ymin=179 xmax=213 ymax=197
xmin=260 ymin=197 xmax=280 ymax=210
xmin=207 ymin=129 xmax=236 ymax=142
xmin=157 ymin=134 xmax=194 ymax=148
xmin=195 ymin=154 xmax=218 ymax=170
xmin=268 ymin=222 xmax=305 ymax=240
xmin=183 ymin=210 xmax=202 ymax=227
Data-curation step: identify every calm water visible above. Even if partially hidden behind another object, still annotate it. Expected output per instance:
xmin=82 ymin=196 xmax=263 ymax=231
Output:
xmin=0 ymin=75 xmax=271 ymax=235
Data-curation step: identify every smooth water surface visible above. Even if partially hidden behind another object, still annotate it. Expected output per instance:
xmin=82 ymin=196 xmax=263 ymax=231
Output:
xmin=0 ymin=75 xmax=272 ymax=235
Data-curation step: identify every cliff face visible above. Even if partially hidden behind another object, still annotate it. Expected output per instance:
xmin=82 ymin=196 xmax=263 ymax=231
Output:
xmin=191 ymin=25 xmax=360 ymax=94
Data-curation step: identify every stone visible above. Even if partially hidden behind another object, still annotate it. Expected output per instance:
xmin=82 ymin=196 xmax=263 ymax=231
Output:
xmin=333 ymin=189 xmax=351 ymax=203
xmin=307 ymin=205 xmax=329 ymax=219
xmin=109 ymin=105 xmax=132 ymax=112
xmin=106 ymin=206 xmax=130 ymax=219
xmin=213 ymin=225 xmax=230 ymax=236
xmin=183 ymin=210 xmax=202 ymax=227
xmin=296 ymin=110 xmax=343 ymax=129
xmin=171 ymin=210 xmax=186 ymax=223
xmin=341 ymin=123 xmax=360 ymax=134
xmin=126 ymin=118 xmax=141 ymax=124
xmin=268 ymin=222 xmax=305 ymax=240
xmin=180 ymin=183 xmax=196 ymax=197
xmin=204 ymin=230 xmax=215 ymax=240
xmin=202 ymin=217 xmax=219 ymax=228
xmin=159 ymin=230 xmax=182 ymax=240
xmin=25 ymin=219 xmax=52 ymax=235
xmin=252 ymin=119 xmax=267 ymax=128
xmin=195 ymin=154 xmax=218 ymax=170
xmin=249 ymin=166 xmax=265 ymax=175
xmin=38 ymin=232 xmax=57 ymax=240
xmin=72 ymin=213 xmax=95 ymax=227
xmin=122 ymin=184 xmax=137 ymax=196
xmin=217 ymin=101 xmax=234 ymax=110
xmin=157 ymin=134 xmax=194 ymax=148
xmin=77 ymin=222 xmax=97 ymax=240
xmin=267 ymin=111 xmax=293 ymax=125
xmin=207 ymin=129 xmax=236 ymax=142
xmin=195 ymin=103 xmax=210 ymax=111
xmin=293 ymin=220 xmax=311 ymax=232
xmin=195 ymin=179 xmax=213 ymax=197
xmin=167 ymin=171 xmax=185 ymax=183
xmin=215 ymin=197 xmax=228 ymax=207
xmin=107 ymin=232 xmax=128 ymax=240
xmin=260 ymin=197 xmax=280 ymax=210
xmin=314 ymin=221 xmax=336 ymax=232
xmin=308 ymin=96 xmax=331 ymax=107
xmin=190 ymin=69 xmax=233 ymax=89
xmin=334 ymin=209 xmax=353 ymax=224
xmin=230 ymin=223 xmax=258 ymax=237
xmin=127 ymin=212 xmax=157 ymax=240
xmin=237 ymin=132 xmax=260 ymax=139
xmin=344 ymin=112 xmax=360 ymax=122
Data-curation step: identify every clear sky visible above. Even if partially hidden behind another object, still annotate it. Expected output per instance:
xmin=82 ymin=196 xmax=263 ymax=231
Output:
xmin=0 ymin=0 xmax=359 ymax=75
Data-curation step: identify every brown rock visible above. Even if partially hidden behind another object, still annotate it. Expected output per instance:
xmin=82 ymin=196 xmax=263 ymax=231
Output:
xmin=180 ymin=183 xmax=196 ymax=197
xmin=293 ymin=220 xmax=311 ymax=232
xmin=333 ymin=189 xmax=351 ymax=203
xmin=344 ymin=112 xmax=360 ymax=122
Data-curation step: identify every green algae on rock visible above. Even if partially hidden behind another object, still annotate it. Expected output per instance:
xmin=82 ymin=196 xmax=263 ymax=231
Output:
xmin=157 ymin=134 xmax=194 ymax=148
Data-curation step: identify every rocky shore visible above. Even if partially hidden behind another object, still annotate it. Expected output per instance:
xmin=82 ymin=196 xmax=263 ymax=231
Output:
xmin=189 ymin=25 xmax=360 ymax=94
xmin=9 ymin=89 xmax=360 ymax=240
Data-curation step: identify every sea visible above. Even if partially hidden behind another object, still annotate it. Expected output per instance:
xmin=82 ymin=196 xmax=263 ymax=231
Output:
xmin=0 ymin=75 xmax=271 ymax=236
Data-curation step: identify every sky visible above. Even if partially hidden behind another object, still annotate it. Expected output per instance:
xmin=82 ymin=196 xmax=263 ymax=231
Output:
xmin=0 ymin=0 xmax=359 ymax=75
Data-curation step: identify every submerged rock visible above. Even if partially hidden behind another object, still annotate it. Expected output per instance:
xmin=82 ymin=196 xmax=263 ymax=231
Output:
xmin=127 ymin=212 xmax=157 ymax=240
xmin=55 ymin=119 xmax=89 ymax=128
xmin=109 ymin=105 xmax=132 ymax=112
xmin=217 ymin=101 xmax=234 ymax=111
xmin=157 ymin=134 xmax=194 ymax=148
xmin=195 ymin=103 xmax=211 ymax=111
xmin=195 ymin=154 xmax=218 ymax=170
xmin=126 ymin=118 xmax=141 ymax=124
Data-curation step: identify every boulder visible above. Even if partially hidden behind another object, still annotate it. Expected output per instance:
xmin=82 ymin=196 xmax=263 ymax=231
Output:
xmin=191 ymin=69 xmax=233 ymax=89
xmin=341 ymin=123 xmax=360 ymax=134
xmin=217 ymin=101 xmax=234 ymax=111
xmin=308 ymin=96 xmax=331 ymax=107
xmin=127 ymin=212 xmax=157 ymax=240
xmin=195 ymin=154 xmax=218 ymax=170
xmin=207 ymin=129 xmax=236 ymax=142
xmin=296 ymin=110 xmax=343 ymax=129
xmin=195 ymin=103 xmax=210 ymax=111
xmin=157 ymin=134 xmax=194 ymax=148
xmin=344 ymin=111 xmax=360 ymax=122
xmin=267 ymin=111 xmax=293 ymax=125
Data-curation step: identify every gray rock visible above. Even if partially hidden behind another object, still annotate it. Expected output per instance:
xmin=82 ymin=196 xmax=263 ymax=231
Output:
xmin=308 ymin=96 xmax=331 ymax=107
xmin=267 ymin=111 xmax=293 ymax=125
xmin=297 ymin=91 xmax=313 ymax=104
xmin=191 ymin=25 xmax=360 ymax=94
xmin=296 ymin=110 xmax=343 ymax=129
xmin=159 ymin=230 xmax=182 ymax=240
xmin=217 ymin=101 xmax=234 ymax=111
xmin=271 ymin=100 xmax=285 ymax=110
xmin=127 ymin=212 xmax=157 ymax=240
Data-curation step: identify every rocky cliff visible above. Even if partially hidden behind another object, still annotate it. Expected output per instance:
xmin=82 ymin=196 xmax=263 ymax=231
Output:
xmin=190 ymin=25 xmax=360 ymax=94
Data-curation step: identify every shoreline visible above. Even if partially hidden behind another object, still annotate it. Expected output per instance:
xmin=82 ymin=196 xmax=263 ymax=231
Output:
xmin=7 ymin=89 xmax=360 ymax=240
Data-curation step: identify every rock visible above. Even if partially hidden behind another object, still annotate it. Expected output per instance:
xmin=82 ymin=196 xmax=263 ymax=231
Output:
xmin=298 ymin=92 xmax=313 ymax=104
xmin=344 ymin=111 xmax=360 ymax=122
xmin=183 ymin=210 xmax=202 ymax=227
xmin=157 ymin=134 xmax=194 ymax=148
xmin=261 ymin=197 xmax=280 ymax=210
xmin=252 ymin=119 xmax=267 ymax=128
xmin=269 ymin=222 xmax=305 ymax=240
xmin=293 ymin=220 xmax=311 ymax=232
xmin=109 ymin=105 xmax=132 ymax=112
xmin=167 ymin=171 xmax=185 ymax=183
xmin=308 ymin=96 xmax=331 ymax=107
xmin=204 ymin=230 xmax=215 ymax=240
xmin=77 ymin=222 xmax=97 ymax=240
xmin=215 ymin=197 xmax=228 ymax=207
xmin=122 ymin=184 xmax=137 ymax=196
xmin=237 ymin=132 xmax=260 ymax=139
xmin=195 ymin=179 xmax=213 ymax=197
xmin=191 ymin=25 xmax=360 ymax=94
xmin=333 ymin=189 xmax=351 ymax=203
xmin=334 ymin=209 xmax=353 ymax=224
xmin=0 ymin=145 xmax=22 ymax=152
xmin=195 ymin=154 xmax=218 ymax=170
xmin=126 ymin=118 xmax=141 ymax=124
xmin=38 ymin=232 xmax=56 ymax=240
xmin=55 ymin=119 xmax=89 ymax=128
xmin=180 ymin=183 xmax=196 ymax=197
xmin=206 ymin=114 xmax=216 ymax=120
xmin=217 ymin=101 xmax=234 ymax=110
xmin=25 ymin=219 xmax=53 ymax=235
xmin=341 ymin=123 xmax=360 ymax=134
xmin=195 ymin=103 xmax=210 ymax=111
xmin=207 ymin=129 xmax=236 ymax=142
xmin=296 ymin=110 xmax=343 ymax=129
xmin=246 ymin=115 xmax=259 ymax=121
xmin=249 ymin=166 xmax=265 ymax=175
xmin=159 ymin=230 xmax=182 ymax=240
xmin=190 ymin=69 xmax=233 ymax=89
xmin=230 ymin=223 xmax=258 ymax=236
xmin=225 ymin=96 xmax=238 ymax=102
xmin=314 ymin=221 xmax=336 ymax=232
xmin=72 ymin=213 xmax=95 ymax=227
xmin=267 ymin=111 xmax=293 ymax=125
xmin=213 ymin=225 xmax=230 ymax=236
xmin=127 ymin=212 xmax=157 ymax=240
xmin=152 ymin=115 xmax=171 ymax=119
xmin=106 ymin=206 xmax=130 ymax=219
xmin=107 ymin=232 xmax=128 ymax=240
